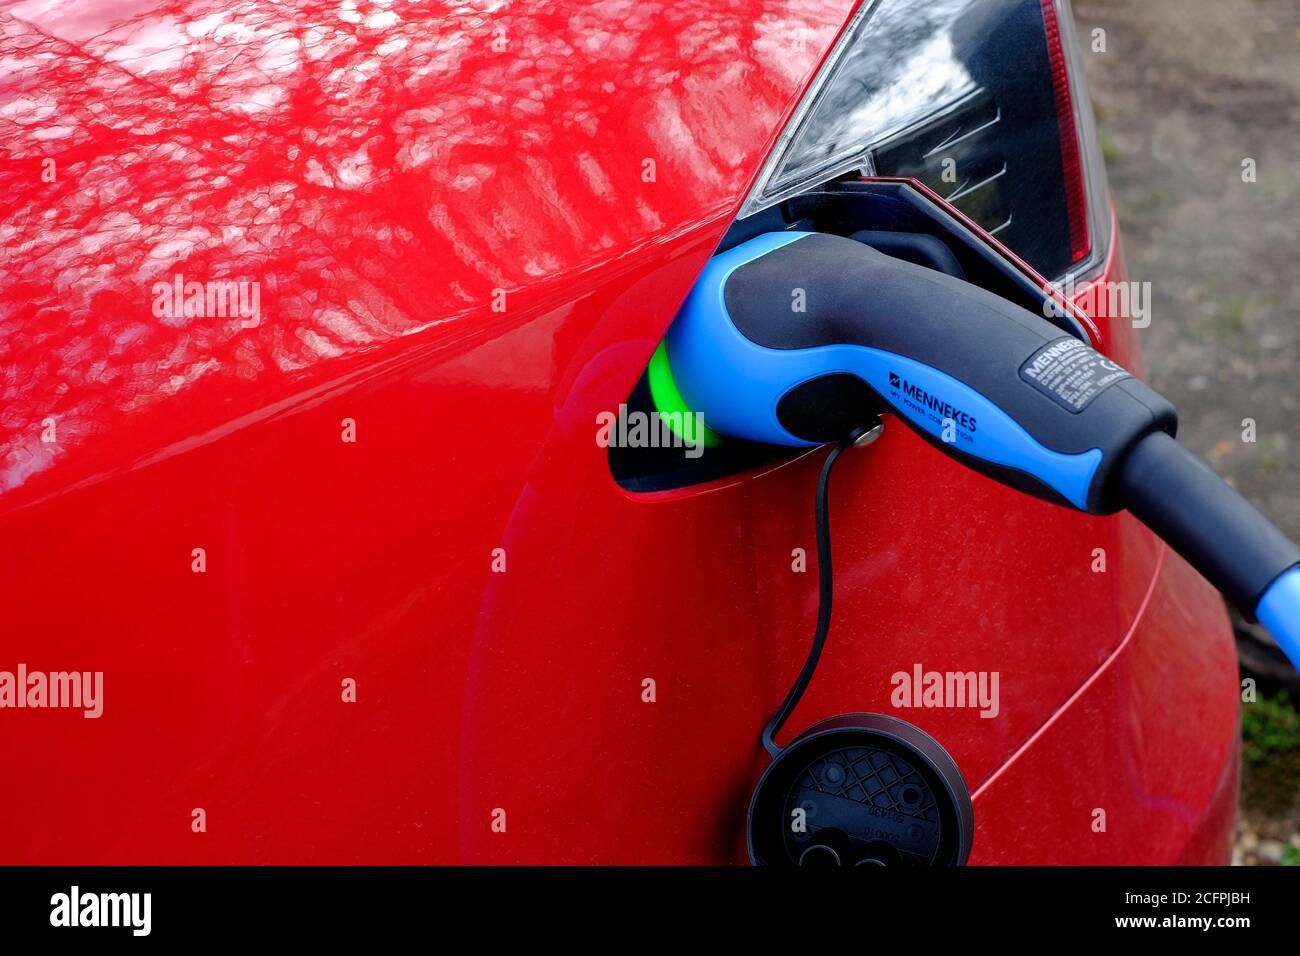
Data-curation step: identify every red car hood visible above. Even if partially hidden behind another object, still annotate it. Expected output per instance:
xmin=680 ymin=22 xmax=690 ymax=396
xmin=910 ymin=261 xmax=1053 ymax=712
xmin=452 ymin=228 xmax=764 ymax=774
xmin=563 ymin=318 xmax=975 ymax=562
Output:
xmin=0 ymin=0 xmax=855 ymax=510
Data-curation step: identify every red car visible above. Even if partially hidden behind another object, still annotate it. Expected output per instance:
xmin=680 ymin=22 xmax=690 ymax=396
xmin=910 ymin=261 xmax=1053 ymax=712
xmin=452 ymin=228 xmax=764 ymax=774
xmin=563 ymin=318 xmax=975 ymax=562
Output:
xmin=0 ymin=0 xmax=1239 ymax=865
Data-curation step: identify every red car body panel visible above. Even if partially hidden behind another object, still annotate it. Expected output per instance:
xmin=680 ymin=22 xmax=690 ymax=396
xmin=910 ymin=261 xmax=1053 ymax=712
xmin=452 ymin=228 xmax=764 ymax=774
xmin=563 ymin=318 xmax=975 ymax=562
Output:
xmin=0 ymin=0 xmax=1238 ymax=864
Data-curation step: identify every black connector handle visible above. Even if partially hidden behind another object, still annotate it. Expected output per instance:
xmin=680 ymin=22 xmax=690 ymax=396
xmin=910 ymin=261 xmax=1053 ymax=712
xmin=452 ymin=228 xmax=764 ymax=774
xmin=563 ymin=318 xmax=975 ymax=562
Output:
xmin=1116 ymin=431 xmax=1300 ymax=616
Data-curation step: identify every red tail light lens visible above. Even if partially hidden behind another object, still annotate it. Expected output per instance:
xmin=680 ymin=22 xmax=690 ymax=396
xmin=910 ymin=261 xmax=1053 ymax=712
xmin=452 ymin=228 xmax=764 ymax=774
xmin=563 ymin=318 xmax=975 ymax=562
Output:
xmin=1040 ymin=0 xmax=1091 ymax=265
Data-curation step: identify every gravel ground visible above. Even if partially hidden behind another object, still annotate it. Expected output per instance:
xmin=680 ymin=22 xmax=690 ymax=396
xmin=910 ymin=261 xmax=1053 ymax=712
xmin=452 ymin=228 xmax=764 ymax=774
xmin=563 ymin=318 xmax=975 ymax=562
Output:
xmin=1072 ymin=0 xmax=1300 ymax=864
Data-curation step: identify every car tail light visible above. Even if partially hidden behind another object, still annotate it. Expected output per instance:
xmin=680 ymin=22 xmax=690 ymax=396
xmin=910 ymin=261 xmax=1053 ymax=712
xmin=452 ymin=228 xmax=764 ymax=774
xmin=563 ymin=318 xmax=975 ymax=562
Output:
xmin=740 ymin=0 xmax=1109 ymax=283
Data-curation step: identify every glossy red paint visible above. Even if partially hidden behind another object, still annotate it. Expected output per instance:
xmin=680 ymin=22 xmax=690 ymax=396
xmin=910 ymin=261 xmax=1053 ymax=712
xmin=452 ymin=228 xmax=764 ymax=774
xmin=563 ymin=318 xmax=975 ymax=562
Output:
xmin=0 ymin=0 xmax=1237 ymax=864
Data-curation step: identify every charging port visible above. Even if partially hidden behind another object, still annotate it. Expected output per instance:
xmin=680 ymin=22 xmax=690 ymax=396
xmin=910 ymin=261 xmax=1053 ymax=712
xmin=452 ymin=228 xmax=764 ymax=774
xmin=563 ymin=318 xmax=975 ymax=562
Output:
xmin=610 ymin=177 xmax=1094 ymax=493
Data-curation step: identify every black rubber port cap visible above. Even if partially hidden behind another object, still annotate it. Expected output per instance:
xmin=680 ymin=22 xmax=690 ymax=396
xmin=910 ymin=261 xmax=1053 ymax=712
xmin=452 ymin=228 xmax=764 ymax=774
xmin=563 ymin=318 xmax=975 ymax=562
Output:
xmin=748 ymin=714 xmax=973 ymax=867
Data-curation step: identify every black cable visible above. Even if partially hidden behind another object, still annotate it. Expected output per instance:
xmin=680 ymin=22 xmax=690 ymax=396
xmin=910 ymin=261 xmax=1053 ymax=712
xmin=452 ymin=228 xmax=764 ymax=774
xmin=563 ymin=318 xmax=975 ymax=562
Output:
xmin=761 ymin=425 xmax=871 ymax=757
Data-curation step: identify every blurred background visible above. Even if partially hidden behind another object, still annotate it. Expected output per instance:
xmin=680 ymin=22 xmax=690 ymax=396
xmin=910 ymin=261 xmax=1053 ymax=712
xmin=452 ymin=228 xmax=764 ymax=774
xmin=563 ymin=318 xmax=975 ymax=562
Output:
xmin=1073 ymin=0 xmax=1300 ymax=864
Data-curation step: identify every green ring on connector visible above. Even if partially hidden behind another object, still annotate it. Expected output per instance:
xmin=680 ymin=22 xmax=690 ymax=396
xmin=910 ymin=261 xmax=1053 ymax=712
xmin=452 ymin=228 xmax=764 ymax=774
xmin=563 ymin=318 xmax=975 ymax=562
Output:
xmin=647 ymin=340 xmax=723 ymax=447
